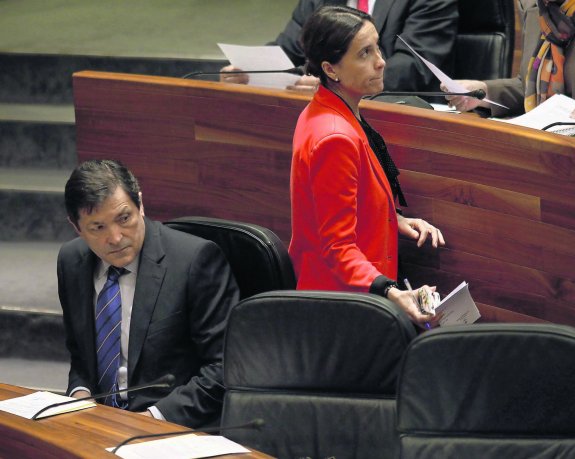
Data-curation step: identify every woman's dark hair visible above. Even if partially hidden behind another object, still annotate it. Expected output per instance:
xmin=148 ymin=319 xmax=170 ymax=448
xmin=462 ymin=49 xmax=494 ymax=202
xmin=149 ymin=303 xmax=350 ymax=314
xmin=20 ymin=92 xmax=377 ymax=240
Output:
xmin=65 ymin=159 xmax=141 ymax=226
xmin=301 ymin=6 xmax=373 ymax=85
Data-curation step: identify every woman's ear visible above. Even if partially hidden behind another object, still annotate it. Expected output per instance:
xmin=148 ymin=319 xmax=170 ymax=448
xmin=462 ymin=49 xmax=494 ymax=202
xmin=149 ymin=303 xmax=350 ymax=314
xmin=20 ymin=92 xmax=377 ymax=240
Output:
xmin=321 ymin=61 xmax=339 ymax=83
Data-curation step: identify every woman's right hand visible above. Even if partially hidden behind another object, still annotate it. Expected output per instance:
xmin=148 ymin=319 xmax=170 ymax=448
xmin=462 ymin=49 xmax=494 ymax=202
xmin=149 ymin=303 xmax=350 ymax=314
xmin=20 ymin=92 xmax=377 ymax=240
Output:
xmin=387 ymin=286 xmax=440 ymax=327
xmin=441 ymin=80 xmax=489 ymax=112
xmin=219 ymin=65 xmax=250 ymax=84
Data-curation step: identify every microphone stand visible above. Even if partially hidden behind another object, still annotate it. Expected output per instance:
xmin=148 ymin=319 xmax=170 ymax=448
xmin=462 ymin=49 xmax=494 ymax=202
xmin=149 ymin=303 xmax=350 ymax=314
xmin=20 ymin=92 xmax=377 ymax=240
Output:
xmin=542 ymin=121 xmax=575 ymax=132
xmin=366 ymin=89 xmax=487 ymax=100
xmin=31 ymin=375 xmax=175 ymax=420
xmin=182 ymin=67 xmax=304 ymax=79
xmin=111 ymin=418 xmax=265 ymax=454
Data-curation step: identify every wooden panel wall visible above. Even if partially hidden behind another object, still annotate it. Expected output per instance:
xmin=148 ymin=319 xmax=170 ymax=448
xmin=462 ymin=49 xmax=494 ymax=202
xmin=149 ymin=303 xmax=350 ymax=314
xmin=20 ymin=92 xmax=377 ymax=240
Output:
xmin=74 ymin=71 xmax=575 ymax=327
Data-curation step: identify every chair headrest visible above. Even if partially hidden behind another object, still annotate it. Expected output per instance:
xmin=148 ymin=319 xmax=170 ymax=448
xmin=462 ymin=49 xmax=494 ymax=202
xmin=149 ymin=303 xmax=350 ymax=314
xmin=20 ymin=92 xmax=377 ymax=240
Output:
xmin=397 ymin=323 xmax=575 ymax=435
xmin=224 ymin=290 xmax=417 ymax=395
xmin=458 ymin=0 xmax=514 ymax=32
xmin=165 ymin=216 xmax=296 ymax=298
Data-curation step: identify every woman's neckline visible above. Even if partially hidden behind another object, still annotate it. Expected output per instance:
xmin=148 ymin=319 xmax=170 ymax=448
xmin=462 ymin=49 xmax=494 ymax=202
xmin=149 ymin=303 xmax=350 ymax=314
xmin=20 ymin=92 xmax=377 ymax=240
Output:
xmin=323 ymin=85 xmax=362 ymax=120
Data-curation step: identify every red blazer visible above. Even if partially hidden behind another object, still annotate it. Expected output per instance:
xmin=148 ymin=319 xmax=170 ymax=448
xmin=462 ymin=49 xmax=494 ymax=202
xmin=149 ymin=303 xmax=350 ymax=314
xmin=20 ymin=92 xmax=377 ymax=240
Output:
xmin=289 ymin=86 xmax=399 ymax=292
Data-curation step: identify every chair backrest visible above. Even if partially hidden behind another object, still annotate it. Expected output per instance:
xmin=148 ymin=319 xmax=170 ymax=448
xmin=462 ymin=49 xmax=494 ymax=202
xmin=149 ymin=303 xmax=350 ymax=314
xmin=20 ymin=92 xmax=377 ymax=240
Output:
xmin=453 ymin=0 xmax=515 ymax=80
xmin=222 ymin=290 xmax=417 ymax=459
xmin=164 ymin=216 xmax=296 ymax=299
xmin=397 ymin=323 xmax=575 ymax=459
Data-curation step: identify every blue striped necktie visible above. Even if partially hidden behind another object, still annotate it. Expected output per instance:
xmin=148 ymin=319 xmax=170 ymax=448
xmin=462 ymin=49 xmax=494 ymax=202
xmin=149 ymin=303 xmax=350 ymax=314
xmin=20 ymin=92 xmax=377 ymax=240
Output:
xmin=95 ymin=266 xmax=126 ymax=407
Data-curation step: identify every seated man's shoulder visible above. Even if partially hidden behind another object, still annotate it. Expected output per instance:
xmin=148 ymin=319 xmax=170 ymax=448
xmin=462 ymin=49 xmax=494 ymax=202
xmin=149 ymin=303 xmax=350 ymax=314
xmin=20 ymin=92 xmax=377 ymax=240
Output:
xmin=58 ymin=236 xmax=89 ymax=259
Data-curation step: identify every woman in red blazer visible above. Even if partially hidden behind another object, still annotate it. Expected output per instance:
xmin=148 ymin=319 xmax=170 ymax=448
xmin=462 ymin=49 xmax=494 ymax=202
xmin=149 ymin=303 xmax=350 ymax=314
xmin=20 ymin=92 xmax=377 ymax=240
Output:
xmin=289 ymin=6 xmax=445 ymax=325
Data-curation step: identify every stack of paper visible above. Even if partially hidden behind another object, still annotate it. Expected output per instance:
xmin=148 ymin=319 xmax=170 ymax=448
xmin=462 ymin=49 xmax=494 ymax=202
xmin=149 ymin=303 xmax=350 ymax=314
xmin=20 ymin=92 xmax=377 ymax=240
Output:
xmin=107 ymin=434 xmax=250 ymax=459
xmin=0 ymin=391 xmax=96 ymax=419
xmin=434 ymin=282 xmax=481 ymax=326
xmin=494 ymin=94 xmax=575 ymax=136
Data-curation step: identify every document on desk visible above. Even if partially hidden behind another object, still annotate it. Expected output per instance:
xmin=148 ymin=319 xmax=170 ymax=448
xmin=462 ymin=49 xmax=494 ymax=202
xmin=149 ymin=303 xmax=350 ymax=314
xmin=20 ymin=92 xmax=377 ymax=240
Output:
xmin=396 ymin=36 xmax=508 ymax=110
xmin=0 ymin=391 xmax=95 ymax=419
xmin=435 ymin=281 xmax=481 ymax=326
xmin=108 ymin=434 xmax=250 ymax=459
xmin=493 ymin=94 xmax=575 ymax=136
xmin=218 ymin=43 xmax=300 ymax=89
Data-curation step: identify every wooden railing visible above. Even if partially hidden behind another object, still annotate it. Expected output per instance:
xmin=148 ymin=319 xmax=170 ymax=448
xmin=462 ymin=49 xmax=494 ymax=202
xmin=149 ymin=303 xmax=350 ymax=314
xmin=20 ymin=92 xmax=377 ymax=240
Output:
xmin=73 ymin=71 xmax=575 ymax=326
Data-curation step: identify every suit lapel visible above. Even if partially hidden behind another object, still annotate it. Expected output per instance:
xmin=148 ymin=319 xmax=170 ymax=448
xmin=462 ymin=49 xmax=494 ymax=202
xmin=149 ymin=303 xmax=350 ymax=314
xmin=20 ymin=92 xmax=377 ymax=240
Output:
xmin=128 ymin=219 xmax=166 ymax=382
xmin=316 ymin=86 xmax=395 ymax=203
xmin=75 ymin=248 xmax=98 ymax=386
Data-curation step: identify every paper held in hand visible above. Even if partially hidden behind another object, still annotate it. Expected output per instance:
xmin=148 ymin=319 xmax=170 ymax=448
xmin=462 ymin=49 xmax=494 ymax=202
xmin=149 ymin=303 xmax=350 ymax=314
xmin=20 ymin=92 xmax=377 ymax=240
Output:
xmin=420 ymin=281 xmax=481 ymax=326
xmin=396 ymin=35 xmax=508 ymax=110
xmin=0 ymin=391 xmax=95 ymax=419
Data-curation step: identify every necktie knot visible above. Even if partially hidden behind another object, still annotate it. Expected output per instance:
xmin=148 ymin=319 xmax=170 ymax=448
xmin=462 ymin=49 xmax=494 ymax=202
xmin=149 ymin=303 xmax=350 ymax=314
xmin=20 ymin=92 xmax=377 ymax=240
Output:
xmin=107 ymin=266 xmax=126 ymax=282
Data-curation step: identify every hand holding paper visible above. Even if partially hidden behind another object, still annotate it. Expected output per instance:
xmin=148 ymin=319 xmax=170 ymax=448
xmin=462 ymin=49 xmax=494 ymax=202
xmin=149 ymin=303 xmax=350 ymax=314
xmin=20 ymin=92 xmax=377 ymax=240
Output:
xmin=218 ymin=43 xmax=300 ymax=89
xmin=396 ymin=36 xmax=508 ymax=110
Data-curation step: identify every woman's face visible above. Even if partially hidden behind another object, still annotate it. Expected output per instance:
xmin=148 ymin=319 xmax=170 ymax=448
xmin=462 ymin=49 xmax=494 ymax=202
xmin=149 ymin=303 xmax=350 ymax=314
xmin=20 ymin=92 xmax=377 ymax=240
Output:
xmin=325 ymin=21 xmax=385 ymax=103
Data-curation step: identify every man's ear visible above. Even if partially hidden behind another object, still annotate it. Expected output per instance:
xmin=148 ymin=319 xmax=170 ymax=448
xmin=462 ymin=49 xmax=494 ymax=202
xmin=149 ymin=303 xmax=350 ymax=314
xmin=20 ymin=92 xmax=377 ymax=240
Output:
xmin=138 ymin=192 xmax=145 ymax=217
xmin=67 ymin=217 xmax=81 ymax=235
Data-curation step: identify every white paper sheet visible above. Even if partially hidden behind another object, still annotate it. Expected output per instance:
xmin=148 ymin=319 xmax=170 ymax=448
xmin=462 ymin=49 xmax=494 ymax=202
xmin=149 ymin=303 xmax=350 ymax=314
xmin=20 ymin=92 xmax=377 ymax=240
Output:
xmin=0 ymin=391 xmax=95 ymax=419
xmin=492 ymin=93 xmax=575 ymax=136
xmin=397 ymin=36 xmax=509 ymax=110
xmin=108 ymin=434 xmax=251 ymax=459
xmin=435 ymin=281 xmax=481 ymax=326
xmin=218 ymin=43 xmax=300 ymax=89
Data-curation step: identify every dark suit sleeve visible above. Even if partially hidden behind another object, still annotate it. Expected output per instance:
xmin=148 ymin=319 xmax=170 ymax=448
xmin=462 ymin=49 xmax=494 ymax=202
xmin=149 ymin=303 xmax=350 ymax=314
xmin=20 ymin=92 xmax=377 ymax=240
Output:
xmin=153 ymin=241 xmax=239 ymax=427
xmin=270 ymin=0 xmax=324 ymax=66
xmin=485 ymin=77 xmax=525 ymax=117
xmin=57 ymin=242 xmax=95 ymax=395
xmin=382 ymin=0 xmax=458 ymax=91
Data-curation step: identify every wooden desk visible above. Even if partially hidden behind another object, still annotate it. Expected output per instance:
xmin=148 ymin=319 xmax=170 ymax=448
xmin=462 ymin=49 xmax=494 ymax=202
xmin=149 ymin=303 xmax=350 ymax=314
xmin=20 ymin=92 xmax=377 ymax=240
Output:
xmin=73 ymin=71 xmax=575 ymax=326
xmin=0 ymin=383 xmax=272 ymax=458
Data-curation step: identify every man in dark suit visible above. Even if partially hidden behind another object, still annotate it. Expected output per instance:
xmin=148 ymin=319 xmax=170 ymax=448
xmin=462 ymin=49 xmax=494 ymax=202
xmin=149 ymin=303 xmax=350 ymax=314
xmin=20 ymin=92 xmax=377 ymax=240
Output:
xmin=221 ymin=0 xmax=458 ymax=92
xmin=57 ymin=159 xmax=239 ymax=428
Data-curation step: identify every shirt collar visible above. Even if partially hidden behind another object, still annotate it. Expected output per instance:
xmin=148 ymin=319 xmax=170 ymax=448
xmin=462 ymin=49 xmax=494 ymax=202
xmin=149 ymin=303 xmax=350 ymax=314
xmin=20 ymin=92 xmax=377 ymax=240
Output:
xmin=96 ymin=254 xmax=140 ymax=281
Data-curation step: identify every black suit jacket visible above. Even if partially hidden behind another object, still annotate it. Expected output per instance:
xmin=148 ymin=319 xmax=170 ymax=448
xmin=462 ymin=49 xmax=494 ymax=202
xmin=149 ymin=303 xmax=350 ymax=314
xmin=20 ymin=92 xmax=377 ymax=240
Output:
xmin=272 ymin=0 xmax=458 ymax=91
xmin=57 ymin=218 xmax=239 ymax=427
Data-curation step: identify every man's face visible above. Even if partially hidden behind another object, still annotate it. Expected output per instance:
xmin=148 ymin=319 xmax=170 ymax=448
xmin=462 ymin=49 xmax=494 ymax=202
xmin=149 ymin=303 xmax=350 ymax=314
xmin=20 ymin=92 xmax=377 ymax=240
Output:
xmin=73 ymin=186 xmax=145 ymax=268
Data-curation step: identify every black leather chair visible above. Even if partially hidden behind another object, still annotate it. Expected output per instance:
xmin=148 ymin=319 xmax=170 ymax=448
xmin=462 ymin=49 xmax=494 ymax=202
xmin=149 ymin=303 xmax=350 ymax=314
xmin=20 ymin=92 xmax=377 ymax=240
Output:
xmin=221 ymin=290 xmax=417 ymax=459
xmin=397 ymin=323 xmax=575 ymax=459
xmin=453 ymin=0 xmax=515 ymax=80
xmin=164 ymin=216 xmax=296 ymax=299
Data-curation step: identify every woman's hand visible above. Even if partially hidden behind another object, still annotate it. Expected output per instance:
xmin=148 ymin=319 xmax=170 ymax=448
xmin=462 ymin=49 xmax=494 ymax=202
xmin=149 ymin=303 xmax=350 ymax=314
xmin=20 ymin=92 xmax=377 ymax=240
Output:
xmin=387 ymin=286 xmax=440 ymax=327
xmin=441 ymin=80 xmax=489 ymax=112
xmin=397 ymin=214 xmax=445 ymax=248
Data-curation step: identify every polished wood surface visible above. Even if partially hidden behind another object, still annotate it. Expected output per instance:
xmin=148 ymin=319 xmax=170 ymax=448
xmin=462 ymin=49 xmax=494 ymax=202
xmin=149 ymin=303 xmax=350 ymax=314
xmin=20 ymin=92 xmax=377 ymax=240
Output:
xmin=0 ymin=383 xmax=272 ymax=458
xmin=73 ymin=71 xmax=575 ymax=326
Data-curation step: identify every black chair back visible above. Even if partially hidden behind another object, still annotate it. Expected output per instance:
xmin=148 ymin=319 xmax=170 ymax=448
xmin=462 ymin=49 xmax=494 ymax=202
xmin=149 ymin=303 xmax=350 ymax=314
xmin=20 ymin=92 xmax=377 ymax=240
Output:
xmin=453 ymin=0 xmax=515 ymax=80
xmin=165 ymin=216 xmax=296 ymax=299
xmin=222 ymin=290 xmax=417 ymax=459
xmin=397 ymin=323 xmax=575 ymax=458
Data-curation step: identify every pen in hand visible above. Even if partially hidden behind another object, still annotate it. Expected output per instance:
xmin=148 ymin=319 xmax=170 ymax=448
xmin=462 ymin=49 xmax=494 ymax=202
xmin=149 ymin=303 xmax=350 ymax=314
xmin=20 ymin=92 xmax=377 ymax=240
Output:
xmin=404 ymin=278 xmax=431 ymax=330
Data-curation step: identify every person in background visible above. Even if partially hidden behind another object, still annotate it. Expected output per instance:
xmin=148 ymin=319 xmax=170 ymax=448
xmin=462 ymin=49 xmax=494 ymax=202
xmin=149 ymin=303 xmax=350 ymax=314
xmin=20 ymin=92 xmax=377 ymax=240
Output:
xmin=289 ymin=6 xmax=445 ymax=326
xmin=221 ymin=0 xmax=458 ymax=93
xmin=58 ymin=159 xmax=239 ymax=427
xmin=445 ymin=0 xmax=574 ymax=116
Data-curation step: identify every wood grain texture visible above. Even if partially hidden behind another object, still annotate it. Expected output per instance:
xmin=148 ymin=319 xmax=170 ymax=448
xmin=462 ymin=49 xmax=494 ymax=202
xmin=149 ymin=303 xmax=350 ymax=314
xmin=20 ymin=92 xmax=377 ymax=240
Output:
xmin=73 ymin=71 xmax=575 ymax=326
xmin=0 ymin=384 xmax=272 ymax=459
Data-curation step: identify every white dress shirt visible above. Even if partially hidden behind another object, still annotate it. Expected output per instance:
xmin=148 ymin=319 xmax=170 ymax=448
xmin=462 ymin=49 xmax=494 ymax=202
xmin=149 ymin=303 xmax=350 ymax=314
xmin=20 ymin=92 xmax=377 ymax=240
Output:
xmin=71 ymin=255 xmax=165 ymax=420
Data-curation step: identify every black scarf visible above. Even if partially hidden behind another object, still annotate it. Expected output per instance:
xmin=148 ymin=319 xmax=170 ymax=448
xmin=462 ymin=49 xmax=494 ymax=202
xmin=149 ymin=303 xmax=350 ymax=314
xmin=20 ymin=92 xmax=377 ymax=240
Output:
xmin=358 ymin=116 xmax=407 ymax=207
